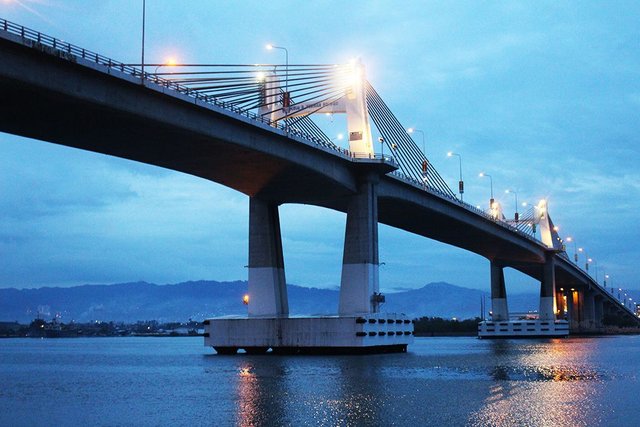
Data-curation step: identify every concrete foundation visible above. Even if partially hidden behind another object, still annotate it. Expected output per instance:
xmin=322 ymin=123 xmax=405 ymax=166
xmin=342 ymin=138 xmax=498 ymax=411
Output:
xmin=204 ymin=313 xmax=414 ymax=354
xmin=478 ymin=319 xmax=569 ymax=338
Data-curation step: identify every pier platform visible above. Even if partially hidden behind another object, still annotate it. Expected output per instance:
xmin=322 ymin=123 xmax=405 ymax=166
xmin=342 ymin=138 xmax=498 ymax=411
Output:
xmin=478 ymin=319 xmax=569 ymax=338
xmin=204 ymin=313 xmax=414 ymax=354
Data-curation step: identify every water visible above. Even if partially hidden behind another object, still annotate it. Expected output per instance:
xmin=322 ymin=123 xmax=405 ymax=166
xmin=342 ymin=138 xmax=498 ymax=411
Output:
xmin=1 ymin=336 xmax=638 ymax=426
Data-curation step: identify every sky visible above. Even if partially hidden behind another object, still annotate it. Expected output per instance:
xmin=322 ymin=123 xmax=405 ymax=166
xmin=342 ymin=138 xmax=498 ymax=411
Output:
xmin=1 ymin=1 xmax=639 ymax=294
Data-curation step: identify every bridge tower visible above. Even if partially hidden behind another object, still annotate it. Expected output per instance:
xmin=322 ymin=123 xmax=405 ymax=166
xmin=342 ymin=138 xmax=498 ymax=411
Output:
xmin=260 ymin=59 xmax=375 ymax=157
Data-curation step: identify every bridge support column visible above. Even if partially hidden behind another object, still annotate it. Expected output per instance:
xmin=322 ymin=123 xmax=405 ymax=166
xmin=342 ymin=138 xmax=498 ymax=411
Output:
xmin=594 ymin=296 xmax=604 ymax=328
xmin=490 ymin=261 xmax=509 ymax=321
xmin=568 ymin=289 xmax=583 ymax=330
xmin=539 ymin=254 xmax=557 ymax=320
xmin=247 ymin=198 xmax=288 ymax=317
xmin=583 ymin=290 xmax=596 ymax=330
xmin=339 ymin=174 xmax=379 ymax=316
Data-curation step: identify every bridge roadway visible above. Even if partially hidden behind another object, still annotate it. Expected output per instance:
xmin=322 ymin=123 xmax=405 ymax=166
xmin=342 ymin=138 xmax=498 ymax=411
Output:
xmin=0 ymin=25 xmax=636 ymax=330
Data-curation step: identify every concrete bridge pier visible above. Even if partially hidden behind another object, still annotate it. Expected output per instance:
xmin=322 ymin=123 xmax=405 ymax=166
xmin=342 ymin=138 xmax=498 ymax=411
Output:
xmin=594 ymin=295 xmax=604 ymax=328
xmin=247 ymin=197 xmax=289 ymax=317
xmin=582 ymin=290 xmax=597 ymax=330
xmin=490 ymin=261 xmax=509 ymax=321
xmin=567 ymin=289 xmax=584 ymax=330
xmin=539 ymin=254 xmax=557 ymax=320
xmin=339 ymin=173 xmax=380 ymax=316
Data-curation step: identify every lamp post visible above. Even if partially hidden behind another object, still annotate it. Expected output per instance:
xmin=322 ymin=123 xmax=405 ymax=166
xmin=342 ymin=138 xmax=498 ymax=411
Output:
xmin=578 ymin=247 xmax=584 ymax=266
xmin=479 ymin=172 xmax=494 ymax=208
xmin=265 ymin=44 xmax=289 ymax=94
xmin=566 ymin=237 xmax=578 ymax=264
xmin=447 ymin=152 xmax=464 ymax=201
xmin=266 ymin=44 xmax=289 ymax=131
xmin=141 ymin=0 xmax=146 ymax=80
xmin=586 ymin=257 xmax=592 ymax=273
xmin=604 ymin=274 xmax=609 ymax=290
xmin=505 ymin=189 xmax=519 ymax=222
xmin=407 ymin=128 xmax=426 ymax=156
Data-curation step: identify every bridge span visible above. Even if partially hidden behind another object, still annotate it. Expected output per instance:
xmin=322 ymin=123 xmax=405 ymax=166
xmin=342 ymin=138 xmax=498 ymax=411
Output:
xmin=0 ymin=18 xmax=637 ymax=351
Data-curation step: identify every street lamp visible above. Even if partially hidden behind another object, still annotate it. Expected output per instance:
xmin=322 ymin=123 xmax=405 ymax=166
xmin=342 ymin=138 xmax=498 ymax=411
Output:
xmin=505 ymin=189 xmax=519 ymax=222
xmin=407 ymin=128 xmax=426 ymax=156
xmin=141 ymin=0 xmax=146 ymax=79
xmin=566 ymin=237 xmax=578 ymax=263
xmin=604 ymin=274 xmax=609 ymax=290
xmin=153 ymin=57 xmax=178 ymax=74
xmin=479 ymin=172 xmax=494 ymax=207
xmin=586 ymin=257 xmax=592 ymax=273
xmin=447 ymin=152 xmax=464 ymax=201
xmin=265 ymin=44 xmax=289 ymax=94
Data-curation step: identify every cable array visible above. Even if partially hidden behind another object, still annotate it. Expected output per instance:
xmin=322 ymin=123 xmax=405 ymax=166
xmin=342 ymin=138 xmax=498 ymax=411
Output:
xmin=151 ymin=63 xmax=354 ymax=145
xmin=365 ymin=83 xmax=456 ymax=199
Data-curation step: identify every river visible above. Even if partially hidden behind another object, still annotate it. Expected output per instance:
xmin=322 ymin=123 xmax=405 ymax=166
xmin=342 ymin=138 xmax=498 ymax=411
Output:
xmin=1 ymin=336 xmax=638 ymax=426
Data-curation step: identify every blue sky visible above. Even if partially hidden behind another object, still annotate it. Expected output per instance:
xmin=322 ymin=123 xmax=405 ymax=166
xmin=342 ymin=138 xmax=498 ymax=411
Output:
xmin=1 ymin=1 xmax=639 ymax=294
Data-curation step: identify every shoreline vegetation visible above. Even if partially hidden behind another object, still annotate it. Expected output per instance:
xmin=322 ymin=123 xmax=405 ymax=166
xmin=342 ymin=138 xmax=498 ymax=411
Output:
xmin=2 ymin=316 xmax=639 ymax=339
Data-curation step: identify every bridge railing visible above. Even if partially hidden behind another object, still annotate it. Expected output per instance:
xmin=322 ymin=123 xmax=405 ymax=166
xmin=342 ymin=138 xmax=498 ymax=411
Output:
xmin=0 ymin=17 xmax=343 ymax=156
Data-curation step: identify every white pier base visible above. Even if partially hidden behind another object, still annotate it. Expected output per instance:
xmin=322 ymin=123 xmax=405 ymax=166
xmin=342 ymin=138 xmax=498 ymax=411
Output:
xmin=478 ymin=319 xmax=569 ymax=339
xmin=204 ymin=313 xmax=414 ymax=354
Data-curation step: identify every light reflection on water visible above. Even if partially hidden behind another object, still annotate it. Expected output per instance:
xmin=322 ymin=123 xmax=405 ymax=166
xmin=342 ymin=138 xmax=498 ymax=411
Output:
xmin=1 ymin=336 xmax=639 ymax=426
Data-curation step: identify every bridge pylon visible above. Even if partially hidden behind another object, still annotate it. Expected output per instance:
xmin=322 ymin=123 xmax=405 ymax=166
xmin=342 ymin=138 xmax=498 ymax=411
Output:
xmin=260 ymin=59 xmax=374 ymax=157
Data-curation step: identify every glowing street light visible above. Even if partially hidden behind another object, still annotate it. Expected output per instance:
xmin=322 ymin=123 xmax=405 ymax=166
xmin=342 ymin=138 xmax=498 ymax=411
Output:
xmin=242 ymin=294 xmax=250 ymax=305
xmin=505 ymin=189 xmax=519 ymax=222
xmin=447 ymin=152 xmax=464 ymax=201
xmin=479 ymin=172 xmax=494 ymax=207
xmin=154 ymin=57 xmax=178 ymax=74
xmin=586 ymin=257 xmax=592 ymax=272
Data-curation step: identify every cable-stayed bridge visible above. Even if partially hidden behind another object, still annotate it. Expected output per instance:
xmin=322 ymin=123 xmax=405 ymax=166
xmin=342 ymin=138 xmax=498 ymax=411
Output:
xmin=0 ymin=18 xmax=637 ymax=353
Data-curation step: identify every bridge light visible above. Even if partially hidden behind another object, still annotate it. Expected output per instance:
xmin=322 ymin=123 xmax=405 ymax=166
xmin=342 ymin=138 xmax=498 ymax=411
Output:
xmin=447 ymin=151 xmax=453 ymax=157
xmin=407 ymin=127 xmax=414 ymax=134
xmin=553 ymin=226 xmax=559 ymax=232
xmin=242 ymin=294 xmax=250 ymax=305
xmin=256 ymin=72 xmax=266 ymax=82
xmin=265 ymin=44 xmax=274 ymax=50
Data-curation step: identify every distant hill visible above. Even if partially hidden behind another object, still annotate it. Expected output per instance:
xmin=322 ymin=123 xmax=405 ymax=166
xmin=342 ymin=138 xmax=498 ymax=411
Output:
xmin=0 ymin=280 xmax=543 ymax=323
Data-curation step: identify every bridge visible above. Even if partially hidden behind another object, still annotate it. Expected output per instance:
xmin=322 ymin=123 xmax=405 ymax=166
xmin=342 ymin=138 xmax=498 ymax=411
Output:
xmin=0 ymin=18 xmax=637 ymax=352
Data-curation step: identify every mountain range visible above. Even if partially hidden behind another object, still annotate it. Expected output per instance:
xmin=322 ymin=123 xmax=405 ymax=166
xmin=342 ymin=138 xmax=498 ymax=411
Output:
xmin=0 ymin=280 xmax=544 ymax=323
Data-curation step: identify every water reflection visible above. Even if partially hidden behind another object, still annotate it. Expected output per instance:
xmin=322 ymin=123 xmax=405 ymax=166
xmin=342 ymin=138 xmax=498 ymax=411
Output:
xmin=233 ymin=359 xmax=288 ymax=426
xmin=469 ymin=339 xmax=605 ymax=426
